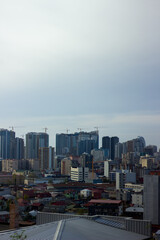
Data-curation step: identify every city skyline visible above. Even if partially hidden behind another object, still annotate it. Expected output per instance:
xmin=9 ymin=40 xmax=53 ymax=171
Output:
xmin=0 ymin=1 xmax=160 ymax=148
xmin=0 ymin=127 xmax=157 ymax=152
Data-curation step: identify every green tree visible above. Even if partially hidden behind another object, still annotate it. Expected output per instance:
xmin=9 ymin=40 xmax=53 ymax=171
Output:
xmin=10 ymin=230 xmax=27 ymax=240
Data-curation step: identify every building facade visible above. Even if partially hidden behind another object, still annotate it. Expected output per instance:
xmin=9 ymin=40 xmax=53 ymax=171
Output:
xmin=0 ymin=129 xmax=16 ymax=159
xmin=111 ymin=137 xmax=119 ymax=160
xmin=61 ymin=157 xmax=72 ymax=176
xmin=116 ymin=170 xmax=136 ymax=190
xmin=56 ymin=131 xmax=99 ymax=156
xmin=144 ymin=174 xmax=160 ymax=225
xmin=39 ymin=147 xmax=54 ymax=170
xmin=71 ymin=167 xmax=89 ymax=182
xmin=15 ymin=137 xmax=24 ymax=160
xmin=26 ymin=132 xmax=49 ymax=159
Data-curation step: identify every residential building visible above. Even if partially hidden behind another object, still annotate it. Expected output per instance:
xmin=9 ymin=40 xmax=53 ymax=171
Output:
xmin=104 ymin=160 xmax=116 ymax=179
xmin=54 ymin=155 xmax=64 ymax=170
xmin=125 ymin=183 xmax=144 ymax=192
xmin=144 ymin=174 xmax=160 ymax=224
xmin=61 ymin=157 xmax=72 ymax=176
xmin=144 ymin=145 xmax=157 ymax=156
xmin=0 ymin=129 xmax=16 ymax=159
xmin=126 ymin=140 xmax=134 ymax=153
xmin=79 ymin=153 xmax=92 ymax=169
xmin=28 ymin=159 xmax=39 ymax=171
xmin=134 ymin=137 xmax=145 ymax=155
xmin=39 ymin=147 xmax=54 ymax=170
xmin=26 ymin=132 xmax=49 ymax=159
xmin=56 ymin=133 xmax=73 ymax=155
xmin=102 ymin=136 xmax=110 ymax=149
xmin=111 ymin=137 xmax=119 ymax=160
xmin=71 ymin=167 xmax=89 ymax=182
xmin=15 ymin=137 xmax=24 ymax=160
xmin=80 ymin=189 xmax=92 ymax=198
xmin=115 ymin=142 xmax=123 ymax=159
xmin=102 ymin=136 xmax=110 ymax=158
xmin=2 ymin=159 xmax=18 ymax=172
xmin=122 ymin=136 xmax=146 ymax=158
xmin=56 ymin=131 xmax=99 ymax=156
xmin=140 ymin=155 xmax=155 ymax=169
xmin=91 ymin=149 xmax=104 ymax=162
xmin=109 ymin=172 xmax=116 ymax=182
xmin=77 ymin=131 xmax=99 ymax=156
xmin=132 ymin=192 xmax=143 ymax=206
xmin=116 ymin=170 xmax=136 ymax=190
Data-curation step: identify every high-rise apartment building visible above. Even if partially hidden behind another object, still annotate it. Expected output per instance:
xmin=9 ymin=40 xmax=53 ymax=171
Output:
xmin=26 ymin=132 xmax=49 ymax=159
xmin=111 ymin=137 xmax=119 ymax=160
xmin=77 ymin=131 xmax=99 ymax=156
xmin=126 ymin=140 xmax=134 ymax=153
xmin=2 ymin=159 xmax=19 ymax=172
xmin=102 ymin=136 xmax=119 ymax=160
xmin=56 ymin=131 xmax=99 ymax=156
xmin=144 ymin=145 xmax=157 ymax=156
xmin=134 ymin=137 xmax=145 ymax=155
xmin=102 ymin=136 xmax=110 ymax=156
xmin=71 ymin=167 xmax=89 ymax=182
xmin=0 ymin=129 xmax=16 ymax=159
xmin=80 ymin=153 xmax=92 ymax=169
xmin=56 ymin=133 xmax=78 ymax=155
xmin=102 ymin=136 xmax=110 ymax=149
xmin=115 ymin=142 xmax=123 ymax=159
xmin=15 ymin=137 xmax=24 ymax=160
xmin=61 ymin=157 xmax=72 ymax=176
xmin=104 ymin=160 xmax=113 ymax=179
xmin=39 ymin=147 xmax=54 ymax=170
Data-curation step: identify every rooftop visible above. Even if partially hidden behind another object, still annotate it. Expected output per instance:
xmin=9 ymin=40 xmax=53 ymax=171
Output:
xmin=0 ymin=218 xmax=148 ymax=240
xmin=89 ymin=199 xmax=122 ymax=204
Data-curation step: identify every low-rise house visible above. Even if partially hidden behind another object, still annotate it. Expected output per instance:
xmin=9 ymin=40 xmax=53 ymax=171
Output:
xmin=34 ymin=192 xmax=52 ymax=203
xmin=43 ymin=201 xmax=66 ymax=213
xmin=31 ymin=202 xmax=44 ymax=211
xmin=131 ymin=192 xmax=143 ymax=206
xmin=0 ymin=211 xmax=9 ymax=224
xmin=125 ymin=206 xmax=144 ymax=219
xmin=88 ymin=199 xmax=123 ymax=216
xmin=80 ymin=189 xmax=92 ymax=198
xmin=0 ymin=196 xmax=7 ymax=211
xmin=18 ymin=199 xmax=30 ymax=212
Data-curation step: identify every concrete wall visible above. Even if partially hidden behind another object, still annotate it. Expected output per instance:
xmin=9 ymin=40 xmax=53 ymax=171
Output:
xmin=144 ymin=175 xmax=160 ymax=225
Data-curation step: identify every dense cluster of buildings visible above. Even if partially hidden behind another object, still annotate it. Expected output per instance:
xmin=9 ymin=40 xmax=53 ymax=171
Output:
xmin=0 ymin=128 xmax=160 ymax=237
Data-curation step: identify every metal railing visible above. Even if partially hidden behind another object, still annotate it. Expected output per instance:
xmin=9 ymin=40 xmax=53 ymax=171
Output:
xmin=36 ymin=212 xmax=151 ymax=237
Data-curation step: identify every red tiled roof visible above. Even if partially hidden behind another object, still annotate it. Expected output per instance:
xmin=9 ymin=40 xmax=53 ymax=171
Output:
xmin=84 ymin=202 xmax=93 ymax=207
xmin=32 ymin=203 xmax=43 ymax=207
xmin=36 ymin=192 xmax=51 ymax=198
xmin=51 ymin=201 xmax=65 ymax=206
xmin=89 ymin=199 xmax=121 ymax=204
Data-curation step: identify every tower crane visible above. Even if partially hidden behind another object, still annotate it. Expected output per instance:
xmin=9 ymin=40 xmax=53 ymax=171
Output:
xmin=77 ymin=128 xmax=83 ymax=132
xmin=66 ymin=129 xmax=70 ymax=134
xmin=43 ymin=127 xmax=48 ymax=133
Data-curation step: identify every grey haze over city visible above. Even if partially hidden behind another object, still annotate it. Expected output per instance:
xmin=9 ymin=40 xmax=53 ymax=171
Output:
xmin=0 ymin=0 xmax=160 ymax=147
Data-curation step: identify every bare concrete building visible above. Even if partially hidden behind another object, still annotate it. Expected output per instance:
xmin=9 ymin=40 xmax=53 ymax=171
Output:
xmin=61 ymin=157 xmax=72 ymax=176
xmin=144 ymin=174 xmax=160 ymax=224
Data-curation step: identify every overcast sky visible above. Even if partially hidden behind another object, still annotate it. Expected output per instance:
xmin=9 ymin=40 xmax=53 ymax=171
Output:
xmin=0 ymin=0 xmax=160 ymax=147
